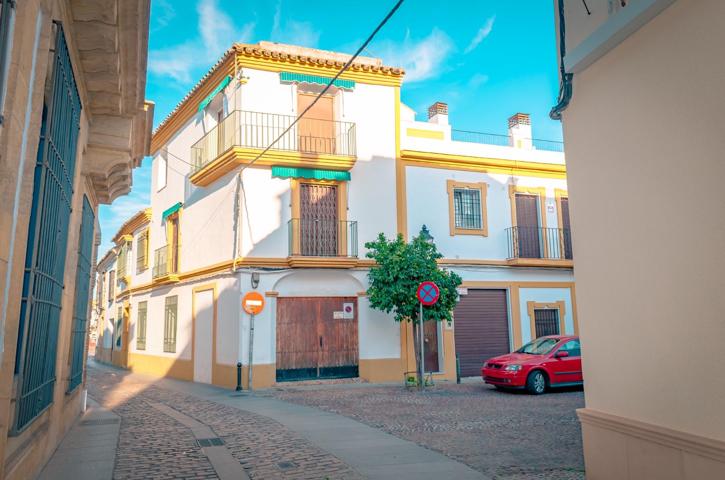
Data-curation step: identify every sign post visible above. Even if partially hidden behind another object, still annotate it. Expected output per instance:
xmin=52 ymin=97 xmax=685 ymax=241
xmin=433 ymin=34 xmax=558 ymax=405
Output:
xmin=416 ymin=281 xmax=440 ymax=390
xmin=242 ymin=291 xmax=265 ymax=390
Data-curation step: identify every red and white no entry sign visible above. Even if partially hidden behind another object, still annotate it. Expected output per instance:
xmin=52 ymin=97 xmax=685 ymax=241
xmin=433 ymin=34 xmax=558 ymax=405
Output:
xmin=417 ymin=281 xmax=440 ymax=306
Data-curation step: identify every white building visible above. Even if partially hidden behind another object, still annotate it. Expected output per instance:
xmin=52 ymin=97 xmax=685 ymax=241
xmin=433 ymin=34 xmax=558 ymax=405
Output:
xmin=99 ymin=42 xmax=577 ymax=388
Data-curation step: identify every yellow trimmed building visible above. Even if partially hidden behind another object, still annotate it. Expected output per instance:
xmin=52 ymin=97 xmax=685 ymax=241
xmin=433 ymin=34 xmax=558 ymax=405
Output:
xmin=96 ymin=41 xmax=576 ymax=389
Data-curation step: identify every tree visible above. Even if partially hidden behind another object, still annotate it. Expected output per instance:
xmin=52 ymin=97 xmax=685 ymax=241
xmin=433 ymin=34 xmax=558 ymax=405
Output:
xmin=365 ymin=227 xmax=462 ymax=388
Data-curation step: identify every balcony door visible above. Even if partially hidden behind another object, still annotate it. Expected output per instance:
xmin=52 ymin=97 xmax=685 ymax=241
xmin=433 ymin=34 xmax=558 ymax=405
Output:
xmin=560 ymin=197 xmax=573 ymax=259
xmin=298 ymin=93 xmax=335 ymax=154
xmin=300 ymin=183 xmax=338 ymax=257
xmin=515 ymin=193 xmax=541 ymax=258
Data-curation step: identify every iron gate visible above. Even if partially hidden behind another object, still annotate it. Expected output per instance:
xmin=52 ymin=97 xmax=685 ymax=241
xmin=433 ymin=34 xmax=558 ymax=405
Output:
xmin=14 ymin=24 xmax=82 ymax=432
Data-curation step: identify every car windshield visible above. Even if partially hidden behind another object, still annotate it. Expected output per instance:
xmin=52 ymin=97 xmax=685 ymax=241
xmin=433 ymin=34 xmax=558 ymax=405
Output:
xmin=517 ymin=338 xmax=559 ymax=355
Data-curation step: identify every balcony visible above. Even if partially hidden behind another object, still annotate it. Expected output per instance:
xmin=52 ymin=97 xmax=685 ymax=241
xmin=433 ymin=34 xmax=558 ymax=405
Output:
xmin=190 ymin=111 xmax=357 ymax=186
xmin=152 ymin=245 xmax=179 ymax=283
xmin=451 ymin=130 xmax=564 ymax=153
xmin=505 ymin=226 xmax=573 ymax=263
xmin=287 ymin=219 xmax=358 ymax=267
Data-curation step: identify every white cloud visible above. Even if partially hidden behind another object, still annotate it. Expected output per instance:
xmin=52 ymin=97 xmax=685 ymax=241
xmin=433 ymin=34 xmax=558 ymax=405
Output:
xmin=468 ymin=73 xmax=489 ymax=89
xmin=377 ymin=28 xmax=454 ymax=83
xmin=464 ymin=16 xmax=495 ymax=54
xmin=270 ymin=1 xmax=321 ymax=48
xmin=148 ymin=0 xmax=255 ymax=84
xmin=151 ymin=0 xmax=175 ymax=33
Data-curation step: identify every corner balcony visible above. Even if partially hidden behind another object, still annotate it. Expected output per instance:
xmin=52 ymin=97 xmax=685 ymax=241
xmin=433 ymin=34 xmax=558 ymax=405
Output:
xmin=505 ymin=226 xmax=573 ymax=265
xmin=287 ymin=219 xmax=358 ymax=268
xmin=190 ymin=111 xmax=357 ymax=186
xmin=152 ymin=245 xmax=180 ymax=283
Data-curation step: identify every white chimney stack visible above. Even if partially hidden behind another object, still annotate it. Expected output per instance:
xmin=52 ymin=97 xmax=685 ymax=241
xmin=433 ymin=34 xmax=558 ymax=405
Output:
xmin=427 ymin=102 xmax=449 ymax=125
xmin=508 ymin=113 xmax=532 ymax=149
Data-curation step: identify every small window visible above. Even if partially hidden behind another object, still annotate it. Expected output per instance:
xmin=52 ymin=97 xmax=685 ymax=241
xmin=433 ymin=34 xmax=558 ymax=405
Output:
xmin=447 ymin=180 xmax=488 ymax=236
xmin=534 ymin=308 xmax=560 ymax=337
xmin=137 ymin=301 xmax=147 ymax=350
xmin=163 ymin=296 xmax=178 ymax=353
xmin=107 ymin=270 xmax=115 ymax=302
xmin=157 ymin=153 xmax=167 ymax=191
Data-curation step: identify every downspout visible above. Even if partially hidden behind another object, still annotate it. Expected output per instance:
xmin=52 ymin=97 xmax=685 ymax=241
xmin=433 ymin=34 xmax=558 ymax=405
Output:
xmin=549 ymin=0 xmax=574 ymax=120
xmin=0 ymin=9 xmax=40 ymax=354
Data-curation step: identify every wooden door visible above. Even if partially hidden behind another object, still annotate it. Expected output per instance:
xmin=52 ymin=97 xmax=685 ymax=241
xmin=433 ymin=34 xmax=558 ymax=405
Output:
xmin=298 ymin=93 xmax=335 ymax=154
xmin=168 ymin=216 xmax=179 ymax=272
xmin=515 ymin=194 xmax=541 ymax=258
xmin=300 ymin=183 xmax=338 ymax=256
xmin=423 ymin=321 xmax=440 ymax=373
xmin=216 ymin=109 xmax=225 ymax=157
xmin=560 ymin=197 xmax=573 ymax=259
xmin=276 ymin=297 xmax=359 ymax=381
xmin=453 ymin=289 xmax=510 ymax=377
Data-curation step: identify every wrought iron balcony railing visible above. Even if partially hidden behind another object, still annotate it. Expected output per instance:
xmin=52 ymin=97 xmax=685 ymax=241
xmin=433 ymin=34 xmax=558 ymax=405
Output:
xmin=288 ymin=219 xmax=358 ymax=258
xmin=152 ymin=244 xmax=179 ymax=279
xmin=505 ymin=226 xmax=573 ymax=260
xmin=451 ymin=129 xmax=564 ymax=153
xmin=191 ymin=110 xmax=357 ymax=174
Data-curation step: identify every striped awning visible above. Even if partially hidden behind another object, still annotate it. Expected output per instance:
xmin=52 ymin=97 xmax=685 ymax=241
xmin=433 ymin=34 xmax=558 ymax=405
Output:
xmin=162 ymin=202 xmax=183 ymax=219
xmin=197 ymin=76 xmax=232 ymax=112
xmin=279 ymin=72 xmax=355 ymax=90
xmin=271 ymin=166 xmax=351 ymax=181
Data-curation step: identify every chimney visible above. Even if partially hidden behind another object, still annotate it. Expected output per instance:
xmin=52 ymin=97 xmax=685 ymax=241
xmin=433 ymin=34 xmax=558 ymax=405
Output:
xmin=427 ymin=102 xmax=448 ymax=125
xmin=508 ymin=113 xmax=532 ymax=149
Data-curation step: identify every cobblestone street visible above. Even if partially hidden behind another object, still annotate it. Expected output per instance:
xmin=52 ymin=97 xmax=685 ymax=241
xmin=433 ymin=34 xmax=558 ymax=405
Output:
xmin=86 ymin=366 xmax=362 ymax=480
xmin=86 ymin=363 xmax=584 ymax=480
xmin=273 ymin=383 xmax=586 ymax=480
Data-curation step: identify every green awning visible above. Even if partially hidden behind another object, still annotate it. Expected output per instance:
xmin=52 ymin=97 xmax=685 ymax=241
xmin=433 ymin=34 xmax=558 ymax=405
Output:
xmin=271 ymin=166 xmax=351 ymax=181
xmin=197 ymin=76 xmax=232 ymax=112
xmin=162 ymin=202 xmax=183 ymax=220
xmin=280 ymin=72 xmax=355 ymax=90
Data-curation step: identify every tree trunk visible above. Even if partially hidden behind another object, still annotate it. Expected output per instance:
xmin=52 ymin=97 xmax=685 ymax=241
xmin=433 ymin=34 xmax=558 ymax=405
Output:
xmin=413 ymin=317 xmax=423 ymax=390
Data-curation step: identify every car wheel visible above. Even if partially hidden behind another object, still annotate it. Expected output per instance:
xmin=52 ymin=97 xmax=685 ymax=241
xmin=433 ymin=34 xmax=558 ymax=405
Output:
xmin=526 ymin=370 xmax=546 ymax=395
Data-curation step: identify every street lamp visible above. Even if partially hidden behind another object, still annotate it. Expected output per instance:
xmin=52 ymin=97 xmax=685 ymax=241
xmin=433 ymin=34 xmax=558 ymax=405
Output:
xmin=250 ymin=271 xmax=260 ymax=289
xmin=419 ymin=225 xmax=434 ymax=243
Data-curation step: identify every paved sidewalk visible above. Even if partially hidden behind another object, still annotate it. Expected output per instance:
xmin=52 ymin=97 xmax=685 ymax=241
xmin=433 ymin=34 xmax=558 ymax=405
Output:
xmin=38 ymin=397 xmax=120 ymax=480
xmin=87 ymin=361 xmax=486 ymax=479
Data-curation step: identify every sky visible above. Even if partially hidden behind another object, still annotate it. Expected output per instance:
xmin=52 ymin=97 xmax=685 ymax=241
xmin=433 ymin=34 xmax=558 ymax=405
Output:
xmin=98 ymin=0 xmax=562 ymax=256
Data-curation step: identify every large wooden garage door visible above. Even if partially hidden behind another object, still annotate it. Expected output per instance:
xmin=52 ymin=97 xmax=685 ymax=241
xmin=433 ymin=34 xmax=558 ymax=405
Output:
xmin=454 ymin=289 xmax=510 ymax=377
xmin=276 ymin=297 xmax=358 ymax=381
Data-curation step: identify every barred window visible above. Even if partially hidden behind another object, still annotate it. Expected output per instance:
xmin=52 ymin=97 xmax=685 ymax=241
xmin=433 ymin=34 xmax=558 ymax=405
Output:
xmin=137 ymin=301 xmax=147 ymax=350
xmin=453 ymin=188 xmax=482 ymax=229
xmin=107 ymin=270 xmax=115 ymax=302
xmin=163 ymin=296 xmax=178 ymax=353
xmin=115 ymin=307 xmax=123 ymax=349
xmin=447 ymin=180 xmax=488 ymax=236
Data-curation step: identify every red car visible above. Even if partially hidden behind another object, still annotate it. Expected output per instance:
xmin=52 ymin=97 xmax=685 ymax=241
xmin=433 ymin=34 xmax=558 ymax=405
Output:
xmin=481 ymin=335 xmax=583 ymax=394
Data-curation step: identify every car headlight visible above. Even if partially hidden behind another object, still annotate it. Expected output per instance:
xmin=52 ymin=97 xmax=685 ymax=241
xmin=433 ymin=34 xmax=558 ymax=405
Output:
xmin=503 ymin=364 xmax=522 ymax=371
xmin=483 ymin=362 xmax=490 ymax=368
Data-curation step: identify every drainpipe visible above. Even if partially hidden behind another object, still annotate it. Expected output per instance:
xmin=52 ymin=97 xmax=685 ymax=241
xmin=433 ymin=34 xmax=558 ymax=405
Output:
xmin=0 ymin=9 xmax=40 ymax=354
xmin=549 ymin=0 xmax=574 ymax=120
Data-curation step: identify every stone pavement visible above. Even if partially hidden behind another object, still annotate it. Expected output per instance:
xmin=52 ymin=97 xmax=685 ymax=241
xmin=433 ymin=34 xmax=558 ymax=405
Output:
xmin=272 ymin=382 xmax=586 ymax=480
xmin=38 ymin=397 xmax=120 ymax=480
xmin=74 ymin=361 xmax=486 ymax=479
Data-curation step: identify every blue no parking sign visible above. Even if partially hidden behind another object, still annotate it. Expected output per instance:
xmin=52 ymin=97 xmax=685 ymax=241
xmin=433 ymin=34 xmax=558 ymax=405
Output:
xmin=417 ymin=281 xmax=440 ymax=306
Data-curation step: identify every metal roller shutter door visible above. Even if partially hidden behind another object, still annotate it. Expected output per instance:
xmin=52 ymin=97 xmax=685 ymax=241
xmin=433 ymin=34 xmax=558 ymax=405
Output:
xmin=454 ymin=289 xmax=510 ymax=377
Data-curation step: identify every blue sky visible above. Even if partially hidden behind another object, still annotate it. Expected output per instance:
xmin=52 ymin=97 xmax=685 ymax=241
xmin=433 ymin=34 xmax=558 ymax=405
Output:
xmin=98 ymin=0 xmax=562 ymax=255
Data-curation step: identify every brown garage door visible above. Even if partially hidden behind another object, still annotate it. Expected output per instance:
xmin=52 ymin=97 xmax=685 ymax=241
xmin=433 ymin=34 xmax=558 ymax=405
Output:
xmin=454 ymin=289 xmax=510 ymax=377
xmin=276 ymin=297 xmax=358 ymax=381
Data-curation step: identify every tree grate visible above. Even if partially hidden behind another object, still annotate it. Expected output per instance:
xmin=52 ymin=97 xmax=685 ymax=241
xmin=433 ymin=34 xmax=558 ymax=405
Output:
xmin=197 ymin=437 xmax=225 ymax=447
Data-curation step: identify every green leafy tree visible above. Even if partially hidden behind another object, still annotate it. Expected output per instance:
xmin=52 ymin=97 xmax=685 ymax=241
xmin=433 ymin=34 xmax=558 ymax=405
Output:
xmin=365 ymin=227 xmax=462 ymax=387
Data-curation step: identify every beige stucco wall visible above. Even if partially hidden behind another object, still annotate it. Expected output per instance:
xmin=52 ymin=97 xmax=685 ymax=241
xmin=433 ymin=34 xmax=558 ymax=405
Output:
xmin=561 ymin=0 xmax=725 ymax=447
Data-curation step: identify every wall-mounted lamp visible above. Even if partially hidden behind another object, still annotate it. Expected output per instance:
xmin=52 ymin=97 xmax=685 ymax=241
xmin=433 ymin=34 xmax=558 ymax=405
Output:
xmin=251 ymin=271 xmax=260 ymax=290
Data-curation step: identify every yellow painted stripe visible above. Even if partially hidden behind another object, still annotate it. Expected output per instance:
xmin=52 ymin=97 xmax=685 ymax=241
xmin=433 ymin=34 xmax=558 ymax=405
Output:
xmin=406 ymin=128 xmax=444 ymax=140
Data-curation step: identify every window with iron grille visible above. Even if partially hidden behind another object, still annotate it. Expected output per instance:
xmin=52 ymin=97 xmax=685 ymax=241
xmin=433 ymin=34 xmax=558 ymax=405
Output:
xmin=447 ymin=180 xmax=488 ymax=236
xmin=454 ymin=188 xmax=482 ymax=229
xmin=13 ymin=24 xmax=82 ymax=433
xmin=96 ymin=272 xmax=104 ymax=307
xmin=534 ymin=308 xmax=560 ymax=338
xmin=164 ymin=296 xmax=178 ymax=353
xmin=68 ymin=196 xmax=95 ymax=392
xmin=117 ymin=242 xmax=128 ymax=280
xmin=137 ymin=301 xmax=147 ymax=350
xmin=136 ymin=229 xmax=148 ymax=273
xmin=115 ymin=307 xmax=123 ymax=349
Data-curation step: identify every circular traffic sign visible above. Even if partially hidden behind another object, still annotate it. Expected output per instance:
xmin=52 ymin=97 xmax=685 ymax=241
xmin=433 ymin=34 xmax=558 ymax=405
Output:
xmin=417 ymin=281 xmax=440 ymax=306
xmin=242 ymin=291 xmax=265 ymax=315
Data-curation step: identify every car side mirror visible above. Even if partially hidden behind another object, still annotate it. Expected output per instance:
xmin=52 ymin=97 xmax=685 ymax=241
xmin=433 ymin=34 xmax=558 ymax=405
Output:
xmin=555 ymin=350 xmax=569 ymax=358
